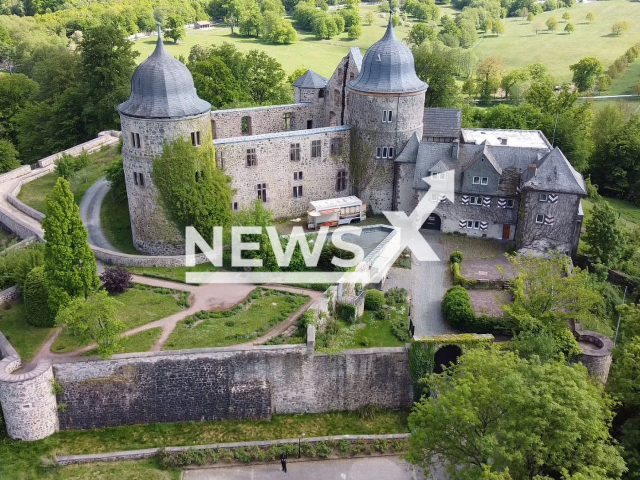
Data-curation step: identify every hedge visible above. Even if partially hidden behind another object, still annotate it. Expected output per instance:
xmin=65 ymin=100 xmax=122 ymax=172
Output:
xmin=364 ymin=289 xmax=385 ymax=311
xmin=23 ymin=266 xmax=57 ymax=327
xmin=449 ymin=250 xmax=464 ymax=264
xmin=442 ymin=286 xmax=508 ymax=334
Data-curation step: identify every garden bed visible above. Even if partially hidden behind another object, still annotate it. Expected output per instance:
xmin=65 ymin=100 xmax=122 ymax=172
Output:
xmin=51 ymin=284 xmax=188 ymax=354
xmin=163 ymin=288 xmax=308 ymax=350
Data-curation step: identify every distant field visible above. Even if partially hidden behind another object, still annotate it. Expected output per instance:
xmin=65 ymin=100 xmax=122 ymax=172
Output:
xmin=133 ymin=6 xmax=411 ymax=77
xmin=472 ymin=0 xmax=640 ymax=83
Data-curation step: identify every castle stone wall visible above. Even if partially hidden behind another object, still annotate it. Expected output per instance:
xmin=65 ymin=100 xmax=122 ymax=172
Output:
xmin=211 ymin=103 xmax=326 ymax=139
xmin=295 ymin=87 xmax=325 ymax=104
xmin=214 ymin=126 xmax=351 ymax=219
xmin=52 ymin=344 xmax=412 ymax=430
xmin=120 ymin=112 xmax=212 ymax=255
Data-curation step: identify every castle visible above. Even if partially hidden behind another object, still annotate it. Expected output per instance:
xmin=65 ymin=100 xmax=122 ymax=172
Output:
xmin=118 ymin=18 xmax=586 ymax=256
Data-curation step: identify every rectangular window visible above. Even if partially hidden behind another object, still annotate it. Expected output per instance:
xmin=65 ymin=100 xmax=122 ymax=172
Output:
xmin=376 ymin=147 xmax=382 ymax=159
xmin=466 ymin=220 xmax=473 ymax=228
xmin=133 ymin=172 xmax=138 ymax=186
xmin=293 ymin=171 xmax=303 ymax=181
xmin=290 ymin=143 xmax=300 ymax=161
xmin=473 ymin=176 xmax=480 ymax=184
xmin=334 ymin=89 xmax=340 ymax=103
xmin=246 ymin=148 xmax=257 ymax=167
xmin=283 ymin=113 xmax=291 ymax=130
xmin=138 ymin=173 xmax=144 ymax=187
xmin=257 ymin=183 xmax=267 ymax=202
xmin=191 ymin=131 xmax=201 ymax=146
xmin=536 ymin=214 xmax=544 ymax=224
xmin=336 ymin=170 xmax=347 ymax=191
xmin=388 ymin=147 xmax=394 ymax=158
xmin=539 ymin=193 xmax=548 ymax=202
xmin=469 ymin=196 xmax=482 ymax=206
xmin=481 ymin=177 xmax=488 ymax=185
xmin=506 ymin=199 xmax=515 ymax=208
xmin=318 ymin=89 xmax=325 ymax=98
xmin=216 ymin=151 xmax=225 ymax=169
xmin=232 ymin=202 xmax=238 ymax=211
xmin=382 ymin=147 xmax=388 ymax=159
xmin=474 ymin=221 xmax=480 ymax=229
xmin=241 ymin=116 xmax=251 ymax=135
xmin=311 ymin=140 xmax=321 ymax=158
xmin=293 ymin=185 xmax=303 ymax=198
xmin=131 ymin=132 xmax=141 ymax=148
xmin=382 ymin=110 xmax=393 ymax=123
xmin=330 ymin=137 xmax=343 ymax=155
xmin=307 ymin=120 xmax=313 ymax=129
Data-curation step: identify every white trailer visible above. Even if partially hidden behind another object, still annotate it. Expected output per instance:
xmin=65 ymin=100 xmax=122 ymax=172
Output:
xmin=307 ymin=196 xmax=366 ymax=230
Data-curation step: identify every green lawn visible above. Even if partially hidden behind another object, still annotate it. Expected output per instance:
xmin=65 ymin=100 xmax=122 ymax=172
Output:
xmin=608 ymin=59 xmax=640 ymax=96
xmin=133 ymin=7 xmax=412 ymax=77
xmin=51 ymin=287 xmax=186 ymax=354
xmin=130 ymin=262 xmax=219 ymax=283
xmin=0 ymin=302 xmax=55 ymax=362
xmin=17 ymin=146 xmax=120 ymax=214
xmin=472 ymin=0 xmax=640 ymax=83
xmin=0 ymin=410 xmax=408 ymax=480
xmin=164 ymin=290 xmax=308 ymax=350
xmin=100 ymin=193 xmax=138 ymax=255
xmin=83 ymin=327 xmax=163 ymax=357
xmin=582 ymin=195 xmax=640 ymax=231
xmin=581 ymin=96 xmax=640 ymax=113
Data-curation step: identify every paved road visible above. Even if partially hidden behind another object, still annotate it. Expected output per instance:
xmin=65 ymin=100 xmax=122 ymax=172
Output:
xmin=78 ymin=176 xmax=118 ymax=251
xmin=183 ymin=457 xmax=434 ymax=480
xmin=410 ymin=231 xmax=454 ymax=337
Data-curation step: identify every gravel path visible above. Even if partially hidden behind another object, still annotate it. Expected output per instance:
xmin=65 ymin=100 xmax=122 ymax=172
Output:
xmin=78 ymin=176 xmax=118 ymax=251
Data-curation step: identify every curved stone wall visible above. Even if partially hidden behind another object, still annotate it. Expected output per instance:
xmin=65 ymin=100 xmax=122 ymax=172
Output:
xmin=120 ymin=113 xmax=212 ymax=255
xmin=0 ymin=333 xmax=59 ymax=441
xmin=575 ymin=330 xmax=613 ymax=383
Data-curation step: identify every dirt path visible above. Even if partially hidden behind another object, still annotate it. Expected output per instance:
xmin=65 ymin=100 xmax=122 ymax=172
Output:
xmin=33 ymin=276 xmax=322 ymax=361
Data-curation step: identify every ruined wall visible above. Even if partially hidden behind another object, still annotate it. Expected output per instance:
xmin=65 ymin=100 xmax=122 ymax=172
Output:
xmin=120 ymin=112 xmax=212 ymax=255
xmin=210 ymin=103 xmax=325 ymax=139
xmin=214 ymin=126 xmax=351 ymax=219
xmin=52 ymin=344 xmax=412 ymax=430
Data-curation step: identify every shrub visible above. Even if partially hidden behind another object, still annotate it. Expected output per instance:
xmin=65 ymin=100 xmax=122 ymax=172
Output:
xmin=373 ymin=439 xmax=388 ymax=452
xmin=233 ymin=447 xmax=252 ymax=463
xmin=297 ymin=310 xmax=316 ymax=336
xmin=315 ymin=441 xmax=333 ymax=458
xmin=355 ymin=404 xmax=381 ymax=420
xmin=0 ymin=243 xmax=45 ymax=291
xmin=451 ymin=262 xmax=478 ymax=287
xmin=449 ymin=250 xmax=464 ymax=264
xmin=442 ymin=286 xmax=476 ymax=330
xmin=99 ymin=267 xmax=132 ymax=294
xmin=384 ymin=287 xmax=407 ymax=305
xmin=24 ymin=266 xmax=57 ymax=327
xmin=360 ymin=336 xmax=370 ymax=347
xmin=364 ymin=289 xmax=385 ymax=311
xmin=391 ymin=320 xmax=410 ymax=341
xmin=338 ymin=439 xmax=350 ymax=454
xmin=337 ymin=303 xmax=357 ymax=323
xmin=374 ymin=309 xmax=387 ymax=320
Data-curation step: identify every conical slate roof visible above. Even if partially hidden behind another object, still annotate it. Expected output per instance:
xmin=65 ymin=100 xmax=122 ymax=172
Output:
xmin=293 ymin=70 xmax=329 ymax=88
xmin=118 ymin=25 xmax=210 ymax=119
xmin=347 ymin=15 xmax=428 ymax=95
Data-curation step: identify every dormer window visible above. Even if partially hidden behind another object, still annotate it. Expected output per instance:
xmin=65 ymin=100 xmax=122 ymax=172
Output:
xmin=473 ymin=176 xmax=488 ymax=185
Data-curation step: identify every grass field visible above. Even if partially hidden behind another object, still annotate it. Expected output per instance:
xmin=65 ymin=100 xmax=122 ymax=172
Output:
xmin=133 ymin=7 xmax=411 ymax=77
xmin=130 ymin=262 xmax=219 ymax=283
xmin=164 ymin=290 xmax=308 ymax=350
xmin=0 ymin=410 xmax=408 ymax=480
xmin=51 ymin=286 xmax=186 ymax=354
xmin=83 ymin=327 xmax=163 ymax=356
xmin=472 ymin=0 xmax=640 ymax=83
xmin=100 ymin=193 xmax=138 ymax=254
xmin=349 ymin=303 xmax=408 ymax=348
xmin=0 ymin=302 xmax=55 ymax=362
xmin=17 ymin=146 xmax=120 ymax=213
xmin=608 ymin=59 xmax=640 ymax=95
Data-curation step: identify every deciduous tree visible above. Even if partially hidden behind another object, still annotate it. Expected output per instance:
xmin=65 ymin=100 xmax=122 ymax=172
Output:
xmin=165 ymin=16 xmax=185 ymax=43
xmin=546 ymin=16 xmax=558 ymax=32
xmin=570 ymin=57 xmax=603 ymax=92
xmin=583 ymin=201 xmax=626 ymax=267
xmin=0 ymin=139 xmax=20 ymax=173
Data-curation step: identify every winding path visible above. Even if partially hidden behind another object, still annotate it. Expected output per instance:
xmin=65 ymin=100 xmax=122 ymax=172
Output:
xmin=30 ymin=275 xmax=322 ymax=363
xmin=78 ymin=177 xmax=117 ymax=251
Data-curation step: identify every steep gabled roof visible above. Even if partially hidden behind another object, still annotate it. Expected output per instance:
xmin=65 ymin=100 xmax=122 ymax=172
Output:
xmin=349 ymin=47 xmax=363 ymax=72
xmin=293 ymin=70 xmax=329 ymax=89
xmin=522 ymin=147 xmax=587 ymax=195
xmin=464 ymin=144 xmax=503 ymax=175
xmin=423 ymin=108 xmax=461 ymax=139
xmin=394 ymin=132 xmax=420 ymax=163
xmin=429 ymin=159 xmax=452 ymax=174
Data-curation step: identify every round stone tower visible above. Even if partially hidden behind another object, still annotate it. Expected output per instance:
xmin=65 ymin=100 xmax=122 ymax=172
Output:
xmin=118 ymin=25 xmax=212 ymax=255
xmin=346 ymin=15 xmax=428 ymax=212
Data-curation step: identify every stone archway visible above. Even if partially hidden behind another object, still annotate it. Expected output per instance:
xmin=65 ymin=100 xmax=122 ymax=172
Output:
xmin=433 ymin=344 xmax=462 ymax=374
xmin=421 ymin=213 xmax=441 ymax=231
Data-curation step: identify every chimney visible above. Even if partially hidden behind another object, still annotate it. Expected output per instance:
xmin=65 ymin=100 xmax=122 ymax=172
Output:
xmin=500 ymin=137 xmax=508 ymax=146
xmin=452 ymin=139 xmax=460 ymax=160
xmin=528 ymin=163 xmax=537 ymax=178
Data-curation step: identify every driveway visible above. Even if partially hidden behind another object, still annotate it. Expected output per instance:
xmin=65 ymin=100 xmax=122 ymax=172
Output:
xmin=182 ymin=457 xmax=435 ymax=480
xmin=78 ymin=176 xmax=118 ymax=251
xmin=410 ymin=231 xmax=454 ymax=337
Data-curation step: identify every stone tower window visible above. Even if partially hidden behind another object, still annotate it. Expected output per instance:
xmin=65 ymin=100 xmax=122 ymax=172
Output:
xmin=211 ymin=120 xmax=217 ymax=139
xmin=293 ymin=171 xmax=303 ymax=180
xmin=330 ymin=137 xmax=343 ymax=155
xmin=319 ymin=89 xmax=325 ymax=98
xmin=246 ymin=148 xmax=257 ymax=167
xmin=293 ymin=185 xmax=303 ymax=198
xmin=133 ymin=172 xmax=144 ymax=187
xmin=232 ymin=201 xmax=238 ymax=210
xmin=382 ymin=110 xmax=393 ymax=123
xmin=283 ymin=113 xmax=292 ymax=130
xmin=257 ymin=183 xmax=267 ymax=202
xmin=290 ymin=143 xmax=300 ymax=161
xmin=191 ymin=131 xmax=201 ymax=146
xmin=311 ymin=140 xmax=321 ymax=158
xmin=241 ymin=116 xmax=252 ymax=135
xmin=336 ymin=170 xmax=347 ymax=191
xmin=307 ymin=120 xmax=313 ymax=129
xmin=130 ymin=132 xmax=141 ymax=148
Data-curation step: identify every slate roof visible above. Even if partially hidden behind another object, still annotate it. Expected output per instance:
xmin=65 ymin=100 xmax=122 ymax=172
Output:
xmin=464 ymin=144 xmax=503 ymax=175
xmin=394 ymin=133 xmax=420 ymax=163
xmin=118 ymin=26 xmax=211 ymax=119
xmin=350 ymin=48 xmax=363 ymax=72
xmin=423 ymin=108 xmax=462 ymax=138
xmin=293 ymin=70 xmax=329 ymax=89
xmin=522 ymin=147 xmax=587 ymax=195
xmin=347 ymin=15 xmax=427 ymax=95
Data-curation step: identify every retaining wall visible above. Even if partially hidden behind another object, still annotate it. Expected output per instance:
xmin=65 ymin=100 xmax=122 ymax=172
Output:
xmin=37 ymin=131 xmax=120 ymax=168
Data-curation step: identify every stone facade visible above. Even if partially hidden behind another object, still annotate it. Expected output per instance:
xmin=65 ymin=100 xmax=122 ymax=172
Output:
xmin=120 ymin=113 xmax=212 ymax=255
xmin=52 ymin=344 xmax=412 ymax=430
xmin=214 ymin=126 xmax=351 ymax=218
